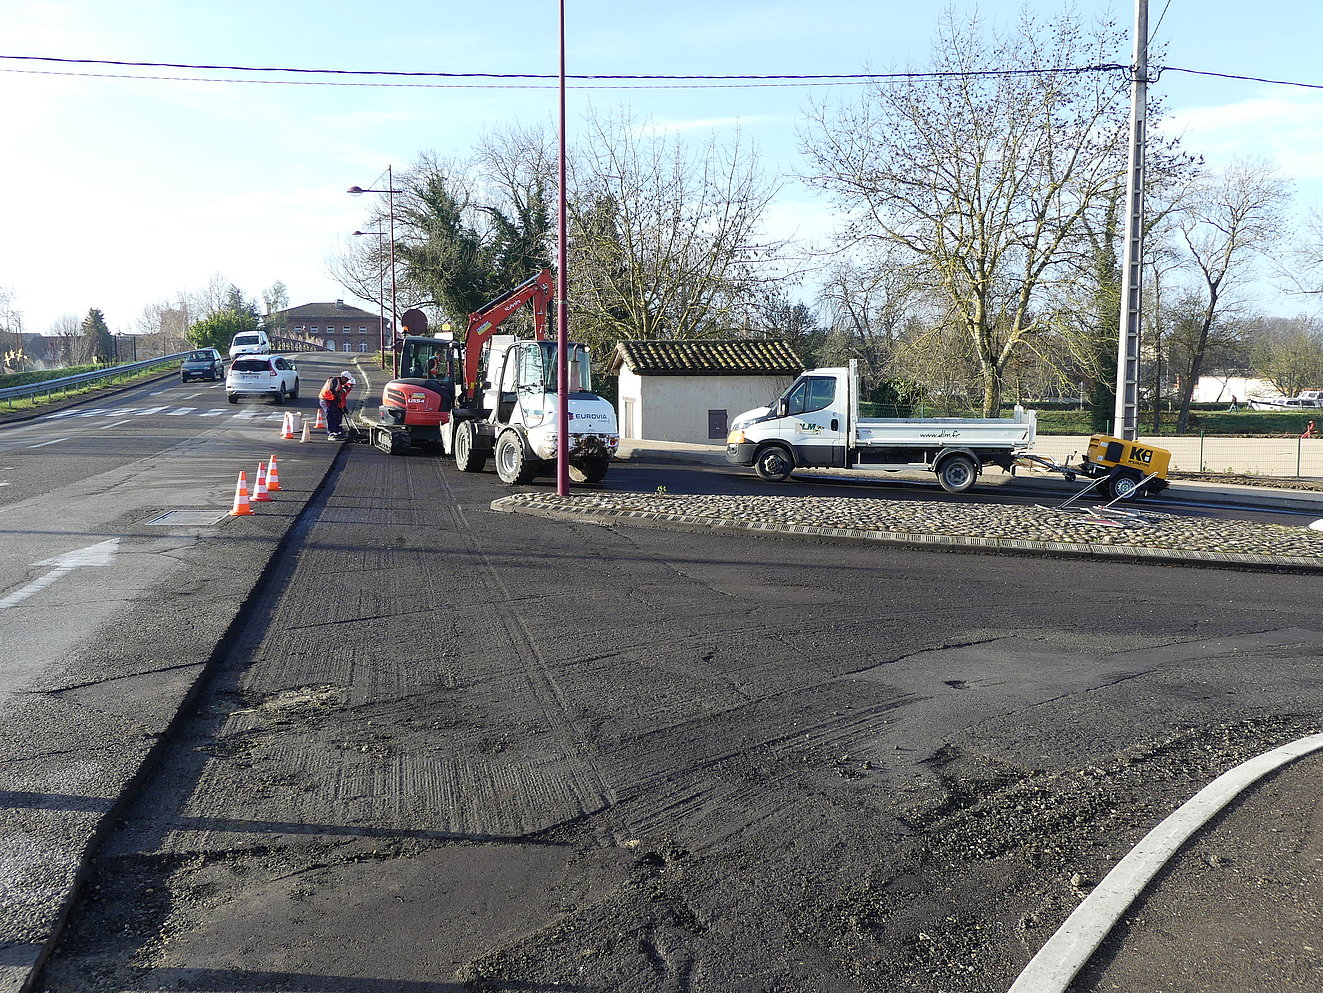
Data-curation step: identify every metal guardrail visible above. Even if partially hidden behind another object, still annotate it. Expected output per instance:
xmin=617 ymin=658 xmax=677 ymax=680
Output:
xmin=0 ymin=352 xmax=191 ymax=405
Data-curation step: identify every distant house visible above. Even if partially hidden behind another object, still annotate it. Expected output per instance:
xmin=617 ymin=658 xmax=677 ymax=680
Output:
xmin=274 ymin=300 xmax=385 ymax=355
xmin=609 ymin=339 xmax=804 ymax=444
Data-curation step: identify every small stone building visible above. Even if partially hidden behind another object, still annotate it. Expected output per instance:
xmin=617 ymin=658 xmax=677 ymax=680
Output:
xmin=609 ymin=340 xmax=804 ymax=444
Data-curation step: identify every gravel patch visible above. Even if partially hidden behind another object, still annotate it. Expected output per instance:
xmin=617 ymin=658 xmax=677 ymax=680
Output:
xmin=495 ymin=491 xmax=1323 ymax=569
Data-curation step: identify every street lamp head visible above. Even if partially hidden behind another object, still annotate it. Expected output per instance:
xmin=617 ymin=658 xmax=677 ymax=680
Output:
xmin=353 ymin=230 xmax=387 ymax=236
xmin=347 ymin=186 xmax=367 ymax=195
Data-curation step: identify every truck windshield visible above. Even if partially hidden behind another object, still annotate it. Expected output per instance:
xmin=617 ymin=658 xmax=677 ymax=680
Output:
xmin=518 ymin=342 xmax=591 ymax=392
xmin=401 ymin=341 xmax=454 ymax=381
xmin=780 ymin=376 xmax=836 ymax=415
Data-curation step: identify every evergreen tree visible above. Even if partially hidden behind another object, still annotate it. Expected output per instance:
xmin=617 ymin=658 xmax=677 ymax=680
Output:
xmin=81 ymin=308 xmax=115 ymax=364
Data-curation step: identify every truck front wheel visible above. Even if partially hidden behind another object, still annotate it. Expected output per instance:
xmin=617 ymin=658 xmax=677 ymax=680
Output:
xmin=753 ymin=445 xmax=794 ymax=483
xmin=454 ymin=421 xmax=485 ymax=473
xmin=495 ymin=432 xmax=539 ymax=485
xmin=936 ymin=453 xmax=979 ymax=493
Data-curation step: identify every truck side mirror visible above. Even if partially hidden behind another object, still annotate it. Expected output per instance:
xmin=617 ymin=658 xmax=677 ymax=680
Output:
xmin=777 ymin=399 xmax=788 ymax=417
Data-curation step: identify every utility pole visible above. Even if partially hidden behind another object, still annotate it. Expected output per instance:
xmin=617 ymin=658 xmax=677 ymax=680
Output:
xmin=1113 ymin=0 xmax=1148 ymax=440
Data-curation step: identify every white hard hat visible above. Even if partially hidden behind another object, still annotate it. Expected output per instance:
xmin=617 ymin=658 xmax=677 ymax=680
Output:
xmin=341 ymin=371 xmax=355 ymax=382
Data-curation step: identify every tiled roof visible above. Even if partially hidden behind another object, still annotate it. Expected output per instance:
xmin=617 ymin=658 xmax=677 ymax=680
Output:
xmin=610 ymin=339 xmax=804 ymax=376
xmin=276 ymin=301 xmax=380 ymax=321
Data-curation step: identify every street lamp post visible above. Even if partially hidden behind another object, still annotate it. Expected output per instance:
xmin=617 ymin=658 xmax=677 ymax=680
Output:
xmin=353 ymin=229 xmax=389 ymax=368
xmin=349 ymin=165 xmax=401 ymax=376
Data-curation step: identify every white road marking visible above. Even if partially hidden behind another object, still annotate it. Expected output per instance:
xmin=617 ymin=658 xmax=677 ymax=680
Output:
xmin=198 ymin=409 xmax=229 ymax=417
xmin=0 ymin=539 xmax=120 ymax=609
xmin=98 ymin=419 xmax=135 ymax=430
xmin=134 ymin=406 xmax=168 ymax=415
xmin=166 ymin=407 xmax=196 ymax=415
xmin=28 ymin=437 xmax=67 ymax=448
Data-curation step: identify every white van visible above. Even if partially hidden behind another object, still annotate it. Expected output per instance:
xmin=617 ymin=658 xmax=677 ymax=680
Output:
xmin=229 ymin=330 xmax=271 ymax=359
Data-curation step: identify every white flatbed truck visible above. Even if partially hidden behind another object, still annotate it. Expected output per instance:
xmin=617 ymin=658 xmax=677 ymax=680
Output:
xmin=725 ymin=361 xmax=1037 ymax=493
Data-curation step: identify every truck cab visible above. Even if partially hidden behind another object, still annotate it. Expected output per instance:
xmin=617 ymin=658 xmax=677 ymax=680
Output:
xmin=727 ymin=362 xmax=1036 ymax=493
xmin=463 ymin=335 xmax=619 ymax=484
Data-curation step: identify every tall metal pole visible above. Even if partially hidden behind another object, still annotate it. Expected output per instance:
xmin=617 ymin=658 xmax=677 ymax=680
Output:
xmin=377 ymin=233 xmax=387 ymax=368
xmin=387 ymin=164 xmax=400 ymax=380
xmin=555 ymin=0 xmax=570 ymax=495
xmin=1113 ymin=0 xmax=1148 ymax=440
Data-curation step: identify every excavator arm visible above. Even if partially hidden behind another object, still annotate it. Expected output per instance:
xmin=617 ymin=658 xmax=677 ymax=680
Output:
xmin=461 ymin=268 xmax=556 ymax=402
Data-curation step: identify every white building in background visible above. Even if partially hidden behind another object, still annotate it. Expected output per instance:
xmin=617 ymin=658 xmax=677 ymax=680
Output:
xmin=609 ymin=340 xmax=804 ymax=445
xmin=1192 ymin=375 xmax=1278 ymax=404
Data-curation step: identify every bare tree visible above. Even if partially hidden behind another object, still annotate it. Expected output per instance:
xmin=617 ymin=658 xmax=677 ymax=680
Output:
xmin=1169 ymin=158 xmax=1292 ymax=430
xmin=1247 ymin=314 xmax=1323 ymax=398
xmin=47 ymin=313 xmax=82 ymax=366
xmin=0 ymin=287 xmax=25 ymax=372
xmin=1278 ymin=205 xmax=1323 ymax=298
xmin=136 ymin=298 xmax=193 ymax=357
xmin=801 ymin=7 xmax=1134 ymax=415
xmin=566 ymin=107 xmax=782 ymax=351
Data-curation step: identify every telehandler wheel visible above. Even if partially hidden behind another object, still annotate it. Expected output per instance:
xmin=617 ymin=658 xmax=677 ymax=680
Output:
xmin=753 ymin=445 xmax=794 ymax=483
xmin=1105 ymin=468 xmax=1144 ymax=501
xmin=496 ymin=431 xmax=539 ymax=485
xmin=454 ymin=421 xmax=486 ymax=473
xmin=936 ymin=453 xmax=979 ymax=493
xmin=570 ymin=458 xmax=610 ymax=484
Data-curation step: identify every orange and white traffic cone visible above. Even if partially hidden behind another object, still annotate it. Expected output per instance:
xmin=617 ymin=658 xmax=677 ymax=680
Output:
xmin=314 ymin=406 xmax=326 ymax=430
xmin=230 ymin=471 xmax=253 ymax=516
xmin=267 ymin=455 xmax=281 ymax=491
xmin=253 ymin=462 xmax=273 ymax=502
xmin=300 ymin=420 xmax=311 ymax=443
xmin=280 ymin=412 xmax=295 ymax=440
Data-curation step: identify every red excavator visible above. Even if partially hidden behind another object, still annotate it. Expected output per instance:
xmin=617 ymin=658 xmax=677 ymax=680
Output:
xmin=370 ymin=269 xmax=554 ymax=455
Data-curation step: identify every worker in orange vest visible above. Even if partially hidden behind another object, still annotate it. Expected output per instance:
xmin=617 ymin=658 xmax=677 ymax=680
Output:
xmin=319 ymin=371 xmax=354 ymax=439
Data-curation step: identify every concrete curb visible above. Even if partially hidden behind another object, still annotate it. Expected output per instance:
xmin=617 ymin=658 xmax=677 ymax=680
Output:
xmin=1007 ymin=732 xmax=1323 ymax=993
xmin=490 ymin=498 xmax=1323 ymax=574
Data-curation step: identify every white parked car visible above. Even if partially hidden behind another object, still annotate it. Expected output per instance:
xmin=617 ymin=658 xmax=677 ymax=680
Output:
xmin=228 ymin=330 xmax=271 ymax=358
xmin=226 ymin=354 xmax=299 ymax=404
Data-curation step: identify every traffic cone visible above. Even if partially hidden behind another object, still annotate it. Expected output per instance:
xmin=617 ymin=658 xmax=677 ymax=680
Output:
xmin=300 ymin=420 xmax=311 ymax=443
xmin=314 ymin=407 xmax=326 ymax=430
xmin=267 ymin=455 xmax=281 ymax=491
xmin=253 ymin=462 xmax=272 ymax=502
xmin=230 ymin=471 xmax=253 ymax=516
xmin=280 ymin=412 xmax=295 ymax=440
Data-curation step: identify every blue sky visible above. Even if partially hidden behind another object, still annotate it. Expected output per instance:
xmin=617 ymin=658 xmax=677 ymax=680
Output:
xmin=2 ymin=0 xmax=1321 ymax=335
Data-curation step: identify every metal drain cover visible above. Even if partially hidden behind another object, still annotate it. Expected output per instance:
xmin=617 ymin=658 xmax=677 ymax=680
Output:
xmin=144 ymin=510 xmax=230 ymax=526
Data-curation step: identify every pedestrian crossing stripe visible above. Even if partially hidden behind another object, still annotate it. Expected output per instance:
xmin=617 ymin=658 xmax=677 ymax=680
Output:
xmin=43 ymin=406 xmax=288 ymax=422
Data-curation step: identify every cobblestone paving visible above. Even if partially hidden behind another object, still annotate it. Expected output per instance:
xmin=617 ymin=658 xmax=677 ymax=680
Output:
xmin=494 ymin=491 xmax=1323 ymax=571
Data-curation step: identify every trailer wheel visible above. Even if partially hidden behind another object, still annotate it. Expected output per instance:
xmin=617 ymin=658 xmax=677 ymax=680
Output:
xmin=1105 ymin=468 xmax=1144 ymax=501
xmin=570 ymin=458 xmax=610 ymax=484
xmin=454 ymin=421 xmax=485 ymax=472
xmin=753 ymin=445 xmax=794 ymax=482
xmin=496 ymin=431 xmax=539 ymax=485
xmin=936 ymin=453 xmax=979 ymax=493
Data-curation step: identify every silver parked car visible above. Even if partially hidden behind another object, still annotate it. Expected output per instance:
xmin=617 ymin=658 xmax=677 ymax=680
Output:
xmin=226 ymin=354 xmax=299 ymax=404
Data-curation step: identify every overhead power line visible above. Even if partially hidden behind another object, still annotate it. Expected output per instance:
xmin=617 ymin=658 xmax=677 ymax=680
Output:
xmin=0 ymin=54 xmax=1319 ymax=91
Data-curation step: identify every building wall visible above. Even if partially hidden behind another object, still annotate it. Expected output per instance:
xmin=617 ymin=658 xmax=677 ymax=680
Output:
xmin=1193 ymin=376 xmax=1276 ymax=403
xmin=618 ymin=372 xmax=793 ymax=444
xmin=285 ymin=308 xmax=385 ymax=354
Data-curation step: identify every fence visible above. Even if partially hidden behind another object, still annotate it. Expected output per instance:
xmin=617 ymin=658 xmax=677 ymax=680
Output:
xmin=0 ymin=353 xmax=189 ymax=407
xmin=1034 ymin=434 xmax=1323 ymax=479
